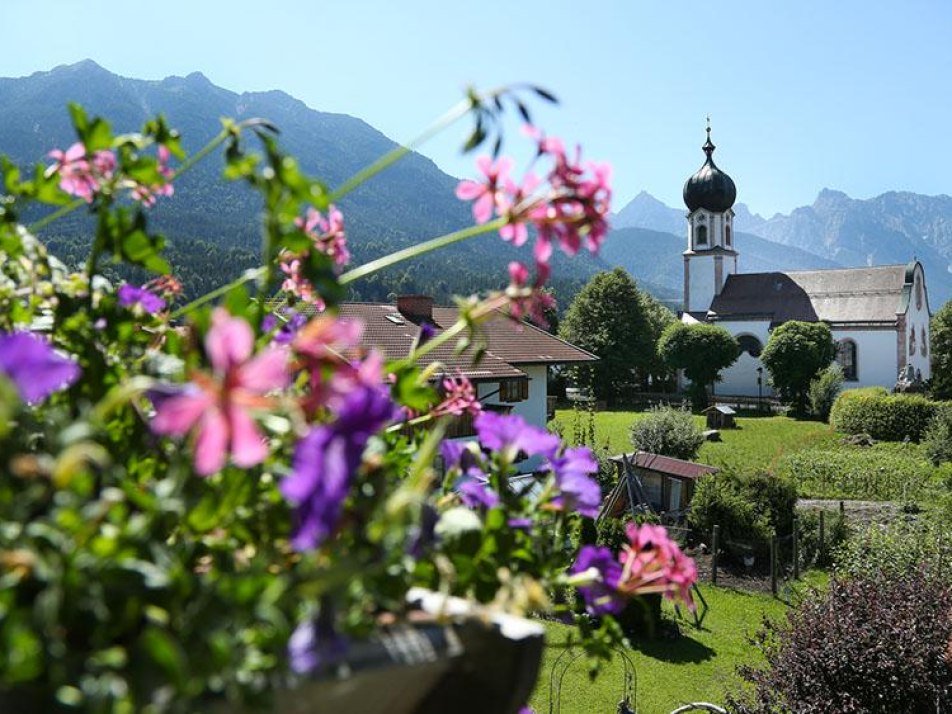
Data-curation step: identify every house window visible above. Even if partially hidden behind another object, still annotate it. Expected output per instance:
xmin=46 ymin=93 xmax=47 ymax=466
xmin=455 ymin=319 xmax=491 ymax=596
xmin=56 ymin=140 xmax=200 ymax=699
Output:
xmin=695 ymin=224 xmax=708 ymax=247
xmin=835 ymin=339 xmax=858 ymax=381
xmin=737 ymin=334 xmax=763 ymax=357
xmin=921 ymin=326 xmax=928 ymax=356
xmin=499 ymin=378 xmax=529 ymax=403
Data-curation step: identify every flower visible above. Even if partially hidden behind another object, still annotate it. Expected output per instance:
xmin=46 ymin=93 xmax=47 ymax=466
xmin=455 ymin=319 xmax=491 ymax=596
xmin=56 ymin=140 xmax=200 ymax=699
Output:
xmin=455 ymin=155 xmax=514 ymax=224
xmin=548 ymin=447 xmax=601 ymax=518
xmin=474 ymin=411 xmax=560 ymax=461
xmin=151 ymin=309 xmax=289 ymax=475
xmin=117 ymin=283 xmax=165 ymax=315
xmin=46 ymin=142 xmax=116 ymax=203
xmin=288 ymin=618 xmax=348 ymax=675
xmin=458 ymin=477 xmax=499 ymax=510
xmin=262 ymin=310 xmax=306 ymax=345
xmin=0 ymin=332 xmax=81 ymax=404
xmin=131 ymin=144 xmax=175 ymax=207
xmin=506 ymin=261 xmax=556 ymax=328
xmin=570 ymin=545 xmax=625 ymax=616
xmin=281 ymin=383 xmax=397 ymax=550
xmin=617 ymin=523 xmax=698 ymax=610
xmin=432 ymin=373 xmax=481 ymax=417
xmin=296 ymin=206 xmax=349 ymax=269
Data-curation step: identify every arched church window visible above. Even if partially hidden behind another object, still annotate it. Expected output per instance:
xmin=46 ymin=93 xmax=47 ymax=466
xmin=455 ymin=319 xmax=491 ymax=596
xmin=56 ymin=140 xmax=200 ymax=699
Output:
xmin=695 ymin=224 xmax=708 ymax=246
xmin=835 ymin=339 xmax=858 ymax=381
xmin=915 ymin=276 xmax=923 ymax=310
xmin=736 ymin=334 xmax=763 ymax=357
xmin=909 ymin=327 xmax=916 ymax=355
xmin=725 ymin=225 xmax=732 ymax=247
xmin=921 ymin=326 xmax=927 ymax=356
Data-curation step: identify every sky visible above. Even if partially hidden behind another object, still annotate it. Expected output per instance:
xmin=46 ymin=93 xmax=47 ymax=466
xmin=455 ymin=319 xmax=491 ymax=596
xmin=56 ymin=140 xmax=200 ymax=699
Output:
xmin=2 ymin=0 xmax=952 ymax=217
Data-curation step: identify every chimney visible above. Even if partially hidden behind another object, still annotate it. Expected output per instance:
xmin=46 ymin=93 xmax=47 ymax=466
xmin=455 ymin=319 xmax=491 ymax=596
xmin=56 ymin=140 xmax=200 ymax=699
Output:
xmin=396 ymin=295 xmax=434 ymax=324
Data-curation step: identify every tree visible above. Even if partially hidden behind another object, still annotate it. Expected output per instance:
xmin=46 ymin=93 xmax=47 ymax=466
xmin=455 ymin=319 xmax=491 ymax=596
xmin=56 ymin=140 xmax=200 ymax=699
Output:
xmin=931 ymin=300 xmax=952 ymax=399
xmin=657 ymin=322 xmax=739 ymax=409
xmin=559 ymin=268 xmax=653 ymax=404
xmin=761 ymin=321 xmax=835 ymax=415
xmin=637 ymin=291 xmax=676 ymax=390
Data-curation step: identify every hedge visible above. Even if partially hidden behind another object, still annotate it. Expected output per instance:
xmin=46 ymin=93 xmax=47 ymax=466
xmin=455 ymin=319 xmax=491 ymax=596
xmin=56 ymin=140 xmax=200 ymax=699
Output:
xmin=829 ymin=388 xmax=951 ymax=442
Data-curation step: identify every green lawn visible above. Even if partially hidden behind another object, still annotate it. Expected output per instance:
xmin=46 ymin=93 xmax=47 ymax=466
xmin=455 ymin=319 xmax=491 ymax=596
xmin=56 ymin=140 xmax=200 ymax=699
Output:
xmin=529 ymin=580 xmax=823 ymax=714
xmin=552 ymin=409 xmax=839 ymax=474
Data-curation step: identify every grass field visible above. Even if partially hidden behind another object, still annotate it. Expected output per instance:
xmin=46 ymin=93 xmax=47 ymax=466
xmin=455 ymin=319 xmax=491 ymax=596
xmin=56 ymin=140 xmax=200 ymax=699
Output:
xmin=552 ymin=408 xmax=838 ymax=473
xmin=528 ymin=580 xmax=824 ymax=714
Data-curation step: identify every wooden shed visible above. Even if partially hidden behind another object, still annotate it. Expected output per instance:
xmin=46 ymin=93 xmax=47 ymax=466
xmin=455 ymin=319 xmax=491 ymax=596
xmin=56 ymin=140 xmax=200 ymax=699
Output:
xmin=704 ymin=405 xmax=736 ymax=429
xmin=599 ymin=452 xmax=718 ymax=522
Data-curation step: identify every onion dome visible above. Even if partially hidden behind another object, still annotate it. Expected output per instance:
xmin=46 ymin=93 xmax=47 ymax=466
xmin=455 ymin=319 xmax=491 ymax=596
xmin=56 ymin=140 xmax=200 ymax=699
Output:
xmin=683 ymin=122 xmax=736 ymax=213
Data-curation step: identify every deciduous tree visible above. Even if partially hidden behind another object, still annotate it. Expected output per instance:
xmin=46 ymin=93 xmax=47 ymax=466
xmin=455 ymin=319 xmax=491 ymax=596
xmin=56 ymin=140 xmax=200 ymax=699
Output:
xmin=657 ymin=322 xmax=739 ymax=408
xmin=761 ymin=321 xmax=835 ymax=415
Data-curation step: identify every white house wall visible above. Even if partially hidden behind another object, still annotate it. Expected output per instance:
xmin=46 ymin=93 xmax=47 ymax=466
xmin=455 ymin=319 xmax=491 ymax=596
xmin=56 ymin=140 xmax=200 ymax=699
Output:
xmin=688 ymin=256 xmax=717 ymax=313
xmin=832 ymin=328 xmax=898 ymax=390
xmin=712 ymin=320 xmax=773 ymax=397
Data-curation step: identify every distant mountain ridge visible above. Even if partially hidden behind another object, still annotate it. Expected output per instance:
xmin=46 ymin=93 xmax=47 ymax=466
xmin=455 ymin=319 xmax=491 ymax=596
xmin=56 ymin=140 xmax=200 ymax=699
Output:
xmin=611 ymin=189 xmax=952 ymax=305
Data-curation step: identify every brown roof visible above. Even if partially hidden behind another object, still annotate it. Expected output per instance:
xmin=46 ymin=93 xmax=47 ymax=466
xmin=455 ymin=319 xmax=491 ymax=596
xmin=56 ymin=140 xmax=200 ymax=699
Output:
xmin=708 ymin=264 xmax=910 ymax=325
xmin=291 ymin=301 xmax=596 ymax=382
xmin=611 ymin=451 xmax=719 ymax=480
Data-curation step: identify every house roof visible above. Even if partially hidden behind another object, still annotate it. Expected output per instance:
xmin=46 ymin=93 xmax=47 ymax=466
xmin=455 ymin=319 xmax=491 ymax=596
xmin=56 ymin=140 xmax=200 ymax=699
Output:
xmin=292 ymin=300 xmax=597 ymax=383
xmin=611 ymin=451 xmax=719 ymax=480
xmin=704 ymin=405 xmax=736 ymax=415
xmin=708 ymin=263 xmax=912 ymax=325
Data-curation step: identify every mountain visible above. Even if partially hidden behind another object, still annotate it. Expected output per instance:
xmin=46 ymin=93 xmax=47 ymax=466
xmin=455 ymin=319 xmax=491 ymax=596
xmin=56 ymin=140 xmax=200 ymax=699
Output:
xmin=0 ymin=61 xmax=621 ymax=308
xmin=611 ymin=190 xmax=952 ymax=305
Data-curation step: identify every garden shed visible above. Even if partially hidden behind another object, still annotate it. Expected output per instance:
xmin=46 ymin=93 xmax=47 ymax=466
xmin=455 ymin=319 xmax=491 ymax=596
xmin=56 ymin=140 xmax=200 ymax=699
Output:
xmin=599 ymin=452 xmax=718 ymax=521
xmin=704 ymin=405 xmax=736 ymax=429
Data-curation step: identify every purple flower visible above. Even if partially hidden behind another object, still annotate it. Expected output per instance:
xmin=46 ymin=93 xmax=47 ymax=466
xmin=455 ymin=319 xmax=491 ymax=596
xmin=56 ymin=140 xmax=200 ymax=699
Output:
xmin=474 ymin=412 xmax=560 ymax=460
xmin=0 ymin=331 xmax=81 ymax=404
xmin=418 ymin=322 xmax=436 ymax=345
xmin=508 ymin=517 xmax=532 ymax=530
xmin=440 ymin=439 xmax=483 ymax=475
xmin=458 ymin=477 xmax=500 ymax=509
xmin=281 ymin=383 xmax=397 ymax=551
xmin=571 ymin=545 xmax=624 ymax=616
xmin=549 ymin=446 xmax=601 ymax=518
xmin=288 ymin=618 xmax=348 ymax=675
xmin=117 ymin=283 xmax=165 ymax=314
xmin=264 ymin=310 xmax=307 ymax=345
xmin=407 ymin=504 xmax=439 ymax=559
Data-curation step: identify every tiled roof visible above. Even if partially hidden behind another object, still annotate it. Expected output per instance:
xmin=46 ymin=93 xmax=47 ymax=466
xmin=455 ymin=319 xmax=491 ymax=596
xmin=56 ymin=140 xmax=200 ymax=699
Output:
xmin=611 ymin=451 xmax=719 ymax=480
xmin=708 ymin=264 xmax=909 ymax=325
xmin=291 ymin=301 xmax=596 ymax=382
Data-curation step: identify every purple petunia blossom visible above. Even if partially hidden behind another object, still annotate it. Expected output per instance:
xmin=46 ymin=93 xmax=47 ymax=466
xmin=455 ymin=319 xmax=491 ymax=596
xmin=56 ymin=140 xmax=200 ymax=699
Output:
xmin=571 ymin=545 xmax=625 ymax=616
xmin=440 ymin=439 xmax=483 ymax=475
xmin=458 ymin=477 xmax=500 ymax=510
xmin=117 ymin=283 xmax=165 ymax=314
xmin=288 ymin=618 xmax=349 ymax=675
xmin=281 ymin=383 xmax=397 ymax=551
xmin=507 ymin=517 xmax=532 ymax=530
xmin=418 ymin=322 xmax=436 ymax=345
xmin=0 ymin=331 xmax=81 ymax=404
xmin=263 ymin=310 xmax=307 ymax=345
xmin=474 ymin=412 xmax=560 ymax=460
xmin=549 ymin=446 xmax=601 ymax=518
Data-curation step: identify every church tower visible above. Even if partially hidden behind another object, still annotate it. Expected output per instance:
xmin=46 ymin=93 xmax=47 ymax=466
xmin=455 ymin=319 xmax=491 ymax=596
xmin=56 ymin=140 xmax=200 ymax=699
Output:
xmin=682 ymin=122 xmax=738 ymax=313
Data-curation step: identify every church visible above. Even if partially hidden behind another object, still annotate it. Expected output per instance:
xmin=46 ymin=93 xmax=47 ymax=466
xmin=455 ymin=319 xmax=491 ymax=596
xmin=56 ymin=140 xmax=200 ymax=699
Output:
xmin=678 ymin=126 xmax=933 ymax=397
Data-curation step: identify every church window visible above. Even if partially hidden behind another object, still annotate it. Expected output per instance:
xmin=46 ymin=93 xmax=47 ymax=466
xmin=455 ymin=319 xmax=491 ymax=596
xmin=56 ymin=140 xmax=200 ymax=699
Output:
xmin=835 ymin=339 xmax=858 ymax=381
xmin=725 ymin=226 xmax=732 ymax=247
xmin=909 ymin=327 xmax=916 ymax=356
xmin=921 ymin=326 xmax=927 ymax=356
xmin=695 ymin=224 xmax=708 ymax=246
xmin=915 ymin=276 xmax=923 ymax=310
xmin=737 ymin=334 xmax=763 ymax=357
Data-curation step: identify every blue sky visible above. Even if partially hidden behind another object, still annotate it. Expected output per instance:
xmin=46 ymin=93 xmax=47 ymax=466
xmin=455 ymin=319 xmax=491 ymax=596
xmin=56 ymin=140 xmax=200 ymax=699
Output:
xmin=2 ymin=0 xmax=951 ymax=216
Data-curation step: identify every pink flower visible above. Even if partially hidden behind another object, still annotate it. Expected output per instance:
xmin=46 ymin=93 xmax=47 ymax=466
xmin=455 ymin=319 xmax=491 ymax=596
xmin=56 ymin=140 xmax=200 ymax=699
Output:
xmin=151 ymin=309 xmax=289 ymax=476
xmin=131 ymin=144 xmax=175 ymax=207
xmin=46 ymin=142 xmax=116 ymax=203
xmin=506 ymin=261 xmax=555 ymax=328
xmin=295 ymin=206 xmax=350 ymax=269
xmin=617 ymin=523 xmax=697 ymax=610
xmin=432 ymin=373 xmax=481 ymax=417
xmin=455 ymin=155 xmax=514 ymax=224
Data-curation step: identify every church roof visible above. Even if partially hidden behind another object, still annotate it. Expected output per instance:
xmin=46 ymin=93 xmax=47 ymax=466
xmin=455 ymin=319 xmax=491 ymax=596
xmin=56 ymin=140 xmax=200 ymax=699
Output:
xmin=708 ymin=264 xmax=911 ymax=325
xmin=683 ymin=124 xmax=737 ymax=213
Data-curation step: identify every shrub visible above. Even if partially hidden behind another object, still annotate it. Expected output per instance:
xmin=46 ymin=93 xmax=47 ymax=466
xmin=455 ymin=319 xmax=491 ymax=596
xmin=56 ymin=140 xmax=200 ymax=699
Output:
xmin=796 ymin=509 xmax=850 ymax=569
xmin=807 ymin=362 xmax=843 ymax=422
xmin=688 ymin=472 xmax=796 ymax=559
xmin=923 ymin=409 xmax=952 ymax=466
xmin=629 ymin=405 xmax=704 ymax=460
xmin=729 ymin=569 xmax=952 ymax=713
xmin=776 ymin=442 xmax=941 ymax=501
xmin=829 ymin=388 xmax=944 ymax=442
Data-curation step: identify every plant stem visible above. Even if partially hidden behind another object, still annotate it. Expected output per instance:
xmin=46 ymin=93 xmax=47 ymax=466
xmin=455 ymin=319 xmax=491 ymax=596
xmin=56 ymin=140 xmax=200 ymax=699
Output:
xmin=339 ymin=218 xmax=504 ymax=285
xmin=170 ymin=267 xmax=265 ymax=319
xmin=27 ymin=199 xmax=86 ymax=233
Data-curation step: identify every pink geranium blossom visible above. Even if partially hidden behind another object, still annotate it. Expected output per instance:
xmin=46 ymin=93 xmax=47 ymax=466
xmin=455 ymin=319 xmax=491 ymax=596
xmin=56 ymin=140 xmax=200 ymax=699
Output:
xmin=432 ymin=373 xmax=481 ymax=417
xmin=506 ymin=261 xmax=555 ymax=328
xmin=455 ymin=155 xmax=514 ymax=224
xmin=617 ymin=523 xmax=697 ymax=610
xmin=131 ymin=144 xmax=175 ymax=207
xmin=296 ymin=206 xmax=349 ymax=269
xmin=151 ymin=309 xmax=289 ymax=475
xmin=46 ymin=142 xmax=117 ymax=203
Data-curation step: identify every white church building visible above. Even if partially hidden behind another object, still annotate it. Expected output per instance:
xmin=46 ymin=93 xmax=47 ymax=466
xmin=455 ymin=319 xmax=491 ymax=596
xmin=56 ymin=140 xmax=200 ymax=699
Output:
xmin=678 ymin=126 xmax=932 ymax=397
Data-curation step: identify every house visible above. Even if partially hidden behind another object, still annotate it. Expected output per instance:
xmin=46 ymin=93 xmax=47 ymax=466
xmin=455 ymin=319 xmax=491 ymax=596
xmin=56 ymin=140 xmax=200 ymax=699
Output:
xmin=331 ymin=295 xmax=597 ymax=446
xmin=704 ymin=405 xmax=736 ymax=429
xmin=599 ymin=452 xmax=718 ymax=522
xmin=678 ymin=124 xmax=932 ymax=396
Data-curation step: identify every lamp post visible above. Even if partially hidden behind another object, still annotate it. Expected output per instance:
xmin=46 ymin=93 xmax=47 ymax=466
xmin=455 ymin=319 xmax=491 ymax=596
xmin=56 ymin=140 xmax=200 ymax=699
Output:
xmin=756 ymin=366 xmax=763 ymax=411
